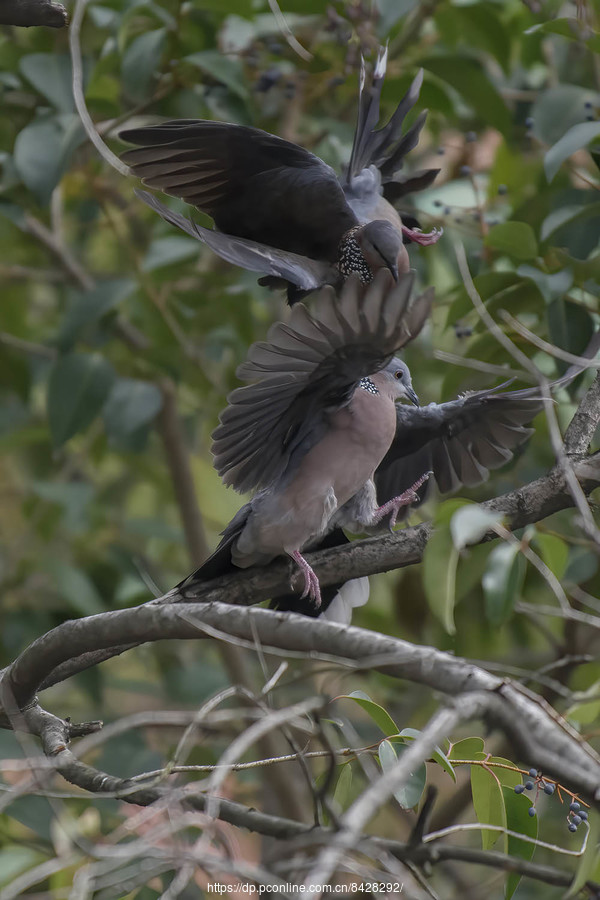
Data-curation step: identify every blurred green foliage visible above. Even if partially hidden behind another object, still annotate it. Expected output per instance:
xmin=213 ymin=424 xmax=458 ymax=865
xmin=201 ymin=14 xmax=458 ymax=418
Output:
xmin=0 ymin=0 xmax=599 ymax=895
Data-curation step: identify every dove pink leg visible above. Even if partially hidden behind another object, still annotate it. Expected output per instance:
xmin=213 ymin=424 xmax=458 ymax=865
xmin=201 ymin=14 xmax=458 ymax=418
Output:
xmin=289 ymin=550 xmax=322 ymax=609
xmin=372 ymin=471 xmax=433 ymax=528
xmin=402 ymin=224 xmax=443 ymax=246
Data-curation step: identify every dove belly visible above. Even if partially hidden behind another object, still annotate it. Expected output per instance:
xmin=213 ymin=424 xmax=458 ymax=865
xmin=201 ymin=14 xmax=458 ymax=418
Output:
xmin=231 ymin=390 xmax=396 ymax=566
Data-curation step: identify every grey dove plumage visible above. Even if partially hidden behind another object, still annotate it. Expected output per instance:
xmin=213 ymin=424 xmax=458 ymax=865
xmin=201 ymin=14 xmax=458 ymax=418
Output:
xmin=178 ymin=270 xmax=434 ymax=607
xmin=276 ymin=373 xmax=590 ymax=618
xmin=119 ymin=48 xmax=440 ymax=304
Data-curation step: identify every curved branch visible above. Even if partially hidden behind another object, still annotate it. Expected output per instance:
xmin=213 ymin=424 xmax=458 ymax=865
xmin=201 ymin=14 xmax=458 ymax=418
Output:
xmin=2 ymin=600 xmax=600 ymax=806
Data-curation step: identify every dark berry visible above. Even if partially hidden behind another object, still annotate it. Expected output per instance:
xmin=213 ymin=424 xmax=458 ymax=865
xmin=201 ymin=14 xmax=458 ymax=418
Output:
xmin=525 ymin=116 xmax=534 ymax=128
xmin=460 ymin=165 xmax=472 ymax=176
xmin=572 ymin=815 xmax=582 ymax=826
xmin=528 ymin=768 xmax=537 ymax=777
xmin=570 ymin=802 xmax=581 ymax=812
xmin=497 ymin=184 xmax=507 ymax=195
xmin=514 ymin=784 xmax=525 ymax=794
xmin=586 ymin=115 xmax=596 ymax=121
xmin=525 ymin=781 xmax=534 ymax=790
xmin=528 ymin=807 xmax=536 ymax=817
xmin=466 ymin=131 xmax=477 ymax=142
xmin=255 ymin=67 xmax=282 ymax=92
xmin=579 ymin=810 xmax=588 ymax=821
xmin=543 ymin=783 xmax=555 ymax=795
xmin=433 ymin=199 xmax=442 ymax=207
xmin=437 ymin=147 xmax=445 ymax=155
xmin=443 ymin=207 xmax=451 ymax=215
xmin=584 ymin=101 xmax=593 ymax=109
xmin=569 ymin=823 xmax=578 ymax=832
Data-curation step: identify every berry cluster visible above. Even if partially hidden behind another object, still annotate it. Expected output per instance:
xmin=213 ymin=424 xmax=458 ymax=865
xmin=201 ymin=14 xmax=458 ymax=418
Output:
xmin=514 ymin=768 xmax=589 ymax=830
xmin=567 ymin=801 xmax=589 ymax=833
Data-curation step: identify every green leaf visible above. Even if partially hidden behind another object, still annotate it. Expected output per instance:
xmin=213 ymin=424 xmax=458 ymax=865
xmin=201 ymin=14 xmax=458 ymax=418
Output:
xmin=396 ymin=728 xmax=456 ymax=782
xmin=525 ymin=18 xmax=600 ymax=53
xmin=142 ymin=237 xmax=199 ymax=272
xmin=471 ymin=752 xmax=521 ymax=853
xmin=47 ymin=353 xmax=115 ymax=446
xmin=485 ymin=222 xmax=538 ymax=261
xmin=531 ymin=533 xmax=569 ymax=580
xmin=422 ymin=499 xmax=471 ymax=634
xmin=186 ymin=50 xmax=250 ymax=100
xmin=481 ymin=544 xmax=526 ymax=625
xmin=531 ymin=85 xmax=597 ymax=146
xmin=482 ymin=543 xmax=526 ymax=625
xmin=378 ymin=740 xmax=426 ymax=810
xmin=339 ymin=691 xmax=399 ymax=736
xmin=57 ymin=279 xmax=136 ymax=350
xmin=420 ymin=55 xmax=510 ymax=133
xmin=566 ymin=809 xmax=600 ymax=898
xmin=103 ymin=378 xmax=163 ymax=438
xmin=446 ymin=271 xmax=544 ymax=327
xmin=13 ymin=115 xmax=85 ymax=204
xmin=19 ymin=53 xmax=77 ymax=113
xmin=502 ymin=784 xmax=538 ymax=900
xmin=547 ymin=299 xmax=595 ymax=358
xmin=32 ymin=481 xmax=94 ymax=532
xmin=448 ymin=737 xmax=485 ymax=760
xmin=471 ymin=756 xmax=506 ymax=851
xmin=332 ymin=762 xmax=353 ymax=814
xmin=516 ymin=265 xmax=573 ymax=303
xmin=450 ymin=505 xmax=503 ymax=551
xmin=46 ymin=559 xmax=105 ymax=615
xmin=541 ymin=203 xmax=600 ymax=242
xmin=122 ymin=29 xmax=166 ymax=102
xmin=567 ymin=680 xmax=600 ymax=725
xmin=0 ymin=847 xmax=44 ymax=886
xmin=545 ymin=121 xmax=600 ymax=182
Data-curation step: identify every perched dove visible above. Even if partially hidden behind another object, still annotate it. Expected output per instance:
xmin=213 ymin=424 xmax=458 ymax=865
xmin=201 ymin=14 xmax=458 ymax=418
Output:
xmin=119 ymin=48 xmax=440 ymax=303
xmin=178 ymin=270 xmax=434 ymax=607
xmin=275 ymin=381 xmax=549 ymax=618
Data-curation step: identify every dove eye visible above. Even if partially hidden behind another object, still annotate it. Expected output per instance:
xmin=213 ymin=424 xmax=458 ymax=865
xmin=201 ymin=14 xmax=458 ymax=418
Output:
xmin=394 ymin=370 xmax=403 ymax=380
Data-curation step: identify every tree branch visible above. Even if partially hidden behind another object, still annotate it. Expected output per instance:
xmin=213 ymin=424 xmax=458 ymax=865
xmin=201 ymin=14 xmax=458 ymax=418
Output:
xmin=0 ymin=0 xmax=67 ymax=27
xmin=7 ymin=700 xmax=595 ymax=893
xmin=2 ymin=601 xmax=600 ymax=806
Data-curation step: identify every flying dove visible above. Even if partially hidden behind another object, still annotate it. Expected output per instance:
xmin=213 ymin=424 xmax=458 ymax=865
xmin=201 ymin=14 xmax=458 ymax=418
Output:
xmin=177 ymin=270 xmax=434 ymax=608
xmin=119 ymin=48 xmax=441 ymax=303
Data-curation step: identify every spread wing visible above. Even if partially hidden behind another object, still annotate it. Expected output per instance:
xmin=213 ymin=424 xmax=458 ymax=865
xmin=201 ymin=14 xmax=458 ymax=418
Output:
xmin=120 ymin=120 xmax=357 ymax=259
xmin=134 ymin=190 xmax=338 ymax=292
xmin=374 ymin=385 xmax=546 ymax=503
xmin=212 ymin=270 xmax=433 ymax=494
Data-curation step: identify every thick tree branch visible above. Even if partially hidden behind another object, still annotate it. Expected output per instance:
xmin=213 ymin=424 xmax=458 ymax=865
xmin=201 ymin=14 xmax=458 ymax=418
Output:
xmin=2 ymin=602 xmax=600 ymax=806
xmin=6 ymin=454 xmax=600 ymax=696
xmin=0 ymin=0 xmax=67 ymax=27
xmin=564 ymin=371 xmax=600 ymax=455
xmin=173 ymin=456 xmax=600 ymax=607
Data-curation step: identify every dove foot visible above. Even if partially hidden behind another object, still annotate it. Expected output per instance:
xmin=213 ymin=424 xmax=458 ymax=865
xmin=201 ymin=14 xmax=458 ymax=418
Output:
xmin=372 ymin=471 xmax=433 ymax=528
xmin=402 ymin=224 xmax=443 ymax=246
xmin=290 ymin=550 xmax=322 ymax=609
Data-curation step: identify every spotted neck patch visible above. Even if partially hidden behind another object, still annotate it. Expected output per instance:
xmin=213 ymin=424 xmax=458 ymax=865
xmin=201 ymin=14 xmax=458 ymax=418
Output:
xmin=338 ymin=226 xmax=373 ymax=283
xmin=359 ymin=377 xmax=379 ymax=395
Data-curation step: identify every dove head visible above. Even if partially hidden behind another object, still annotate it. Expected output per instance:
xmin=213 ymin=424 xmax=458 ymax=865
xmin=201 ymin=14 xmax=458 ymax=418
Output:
xmin=359 ymin=220 xmax=404 ymax=281
xmin=375 ymin=358 xmax=419 ymax=405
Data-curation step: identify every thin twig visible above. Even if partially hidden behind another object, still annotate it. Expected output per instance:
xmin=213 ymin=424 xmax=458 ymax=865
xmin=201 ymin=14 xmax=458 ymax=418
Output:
xmin=69 ymin=0 xmax=129 ymax=176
